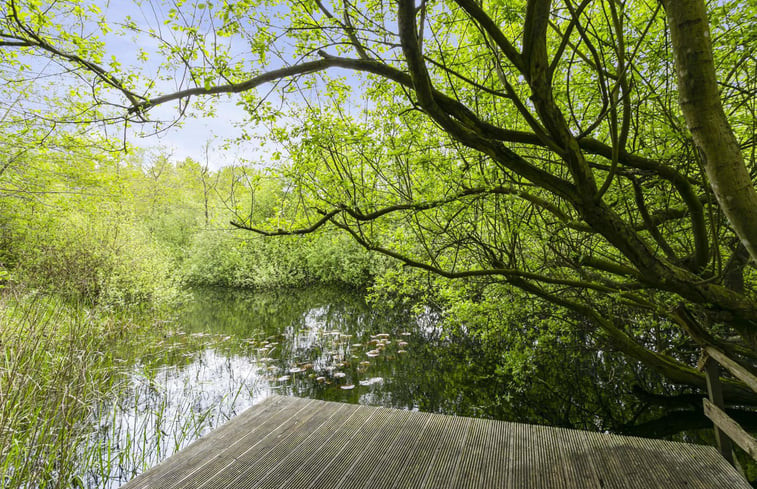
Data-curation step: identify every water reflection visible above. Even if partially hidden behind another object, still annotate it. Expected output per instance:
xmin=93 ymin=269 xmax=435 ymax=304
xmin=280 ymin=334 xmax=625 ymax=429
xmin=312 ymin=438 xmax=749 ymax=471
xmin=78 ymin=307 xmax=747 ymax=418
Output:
xmin=84 ymin=286 xmax=732 ymax=488
xmin=85 ymin=286 xmax=437 ymax=487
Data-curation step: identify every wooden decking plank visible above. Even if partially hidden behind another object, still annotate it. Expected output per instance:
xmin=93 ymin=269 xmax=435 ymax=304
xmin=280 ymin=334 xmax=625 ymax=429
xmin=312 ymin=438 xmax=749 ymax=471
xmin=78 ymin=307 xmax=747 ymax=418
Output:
xmin=358 ymin=411 xmax=433 ymax=489
xmin=392 ymin=412 xmax=453 ymax=489
xmin=531 ymin=424 xmax=570 ymax=488
xmin=333 ymin=409 xmax=414 ymax=489
xmin=250 ymin=402 xmax=364 ymax=489
xmin=195 ymin=398 xmax=344 ymax=489
xmin=303 ymin=406 xmax=398 ymax=489
xmin=507 ymin=419 xmax=547 ymax=488
xmin=625 ymin=436 xmax=743 ymax=489
xmin=163 ymin=396 xmax=321 ymax=489
xmin=120 ymin=395 xmax=305 ymax=489
xmin=267 ymin=403 xmax=378 ymax=489
xmin=420 ymin=416 xmax=471 ymax=489
xmin=614 ymin=435 xmax=690 ymax=489
xmin=554 ymin=426 xmax=603 ymax=489
xmin=452 ymin=416 xmax=489 ymax=489
xmin=120 ymin=396 xmax=752 ymax=489
xmin=203 ymin=402 xmax=353 ymax=489
xmin=582 ymin=430 xmax=650 ymax=489
xmin=458 ymin=417 xmax=511 ymax=489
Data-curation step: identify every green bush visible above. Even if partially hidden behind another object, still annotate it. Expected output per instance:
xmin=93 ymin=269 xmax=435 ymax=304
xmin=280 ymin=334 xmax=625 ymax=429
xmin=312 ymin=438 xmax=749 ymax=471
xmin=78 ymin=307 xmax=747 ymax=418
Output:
xmin=12 ymin=210 xmax=177 ymax=308
xmin=181 ymin=228 xmax=382 ymax=289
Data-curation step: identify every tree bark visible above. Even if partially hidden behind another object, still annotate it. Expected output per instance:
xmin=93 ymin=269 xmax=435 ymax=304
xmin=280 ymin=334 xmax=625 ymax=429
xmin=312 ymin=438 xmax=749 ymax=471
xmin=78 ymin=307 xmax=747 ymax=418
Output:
xmin=662 ymin=0 xmax=757 ymax=264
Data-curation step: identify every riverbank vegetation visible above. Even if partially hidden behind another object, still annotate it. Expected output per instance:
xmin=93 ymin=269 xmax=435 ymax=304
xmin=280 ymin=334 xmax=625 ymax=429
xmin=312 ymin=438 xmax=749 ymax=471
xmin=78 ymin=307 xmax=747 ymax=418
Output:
xmin=0 ymin=143 xmax=388 ymax=487
xmin=0 ymin=145 xmax=382 ymax=306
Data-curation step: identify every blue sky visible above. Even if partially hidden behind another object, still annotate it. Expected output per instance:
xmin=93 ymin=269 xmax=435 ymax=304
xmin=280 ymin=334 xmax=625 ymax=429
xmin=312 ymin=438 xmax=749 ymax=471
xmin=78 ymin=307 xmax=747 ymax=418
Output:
xmin=97 ymin=0 xmax=281 ymax=169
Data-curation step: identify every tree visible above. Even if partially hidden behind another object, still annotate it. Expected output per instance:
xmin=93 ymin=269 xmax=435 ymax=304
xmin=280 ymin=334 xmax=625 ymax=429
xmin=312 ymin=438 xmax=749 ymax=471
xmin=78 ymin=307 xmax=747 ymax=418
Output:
xmin=2 ymin=0 xmax=757 ymax=399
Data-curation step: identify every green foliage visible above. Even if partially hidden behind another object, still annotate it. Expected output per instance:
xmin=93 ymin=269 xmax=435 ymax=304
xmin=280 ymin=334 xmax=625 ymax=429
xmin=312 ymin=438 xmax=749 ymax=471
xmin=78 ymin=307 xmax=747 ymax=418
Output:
xmin=0 ymin=143 xmax=180 ymax=307
xmin=0 ymin=125 xmax=389 ymax=307
xmin=182 ymin=229 xmax=381 ymax=289
xmin=13 ymin=209 xmax=176 ymax=307
xmin=0 ymin=294 xmax=151 ymax=488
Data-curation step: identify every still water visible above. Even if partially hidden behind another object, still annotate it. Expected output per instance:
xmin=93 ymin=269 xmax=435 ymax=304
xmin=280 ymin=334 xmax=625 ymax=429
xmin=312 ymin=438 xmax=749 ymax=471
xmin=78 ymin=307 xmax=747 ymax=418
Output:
xmin=87 ymin=286 xmax=477 ymax=487
xmin=85 ymin=286 xmax=705 ymax=488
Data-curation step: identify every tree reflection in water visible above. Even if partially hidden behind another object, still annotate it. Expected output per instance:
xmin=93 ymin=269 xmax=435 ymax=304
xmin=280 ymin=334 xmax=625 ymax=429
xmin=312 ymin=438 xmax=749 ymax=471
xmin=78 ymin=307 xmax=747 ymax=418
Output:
xmin=91 ymin=286 xmax=756 ymax=487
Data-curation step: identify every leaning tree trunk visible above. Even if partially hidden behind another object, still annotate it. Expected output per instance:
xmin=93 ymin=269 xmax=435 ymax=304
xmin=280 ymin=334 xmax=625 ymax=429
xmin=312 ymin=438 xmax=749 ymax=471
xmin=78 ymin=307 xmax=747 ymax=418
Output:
xmin=662 ymin=0 xmax=757 ymax=265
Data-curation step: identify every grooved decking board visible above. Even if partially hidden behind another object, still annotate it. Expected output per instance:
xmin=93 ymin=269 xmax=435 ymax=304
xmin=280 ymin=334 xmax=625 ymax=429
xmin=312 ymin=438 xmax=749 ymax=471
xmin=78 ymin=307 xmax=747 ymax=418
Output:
xmin=120 ymin=395 xmax=751 ymax=489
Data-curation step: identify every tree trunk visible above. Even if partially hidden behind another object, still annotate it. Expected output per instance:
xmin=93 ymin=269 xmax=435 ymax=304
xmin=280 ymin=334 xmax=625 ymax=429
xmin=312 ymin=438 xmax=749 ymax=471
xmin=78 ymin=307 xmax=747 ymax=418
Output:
xmin=662 ymin=0 xmax=757 ymax=264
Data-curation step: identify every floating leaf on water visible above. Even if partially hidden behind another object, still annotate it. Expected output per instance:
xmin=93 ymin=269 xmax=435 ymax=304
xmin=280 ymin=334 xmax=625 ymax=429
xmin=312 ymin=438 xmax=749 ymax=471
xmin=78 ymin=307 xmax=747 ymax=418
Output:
xmin=359 ymin=377 xmax=384 ymax=386
xmin=277 ymin=375 xmax=290 ymax=382
xmin=398 ymin=349 xmax=407 ymax=354
xmin=341 ymin=384 xmax=355 ymax=390
xmin=333 ymin=372 xmax=347 ymax=379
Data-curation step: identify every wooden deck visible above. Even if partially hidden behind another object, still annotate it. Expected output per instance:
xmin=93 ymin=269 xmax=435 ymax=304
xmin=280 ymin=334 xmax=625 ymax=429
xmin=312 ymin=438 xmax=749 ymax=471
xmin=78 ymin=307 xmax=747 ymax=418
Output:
xmin=121 ymin=395 xmax=749 ymax=489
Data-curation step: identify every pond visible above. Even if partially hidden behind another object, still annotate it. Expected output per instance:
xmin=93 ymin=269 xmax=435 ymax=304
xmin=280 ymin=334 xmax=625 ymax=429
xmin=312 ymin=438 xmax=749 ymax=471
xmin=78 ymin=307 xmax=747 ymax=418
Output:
xmin=83 ymin=286 xmax=712 ymax=488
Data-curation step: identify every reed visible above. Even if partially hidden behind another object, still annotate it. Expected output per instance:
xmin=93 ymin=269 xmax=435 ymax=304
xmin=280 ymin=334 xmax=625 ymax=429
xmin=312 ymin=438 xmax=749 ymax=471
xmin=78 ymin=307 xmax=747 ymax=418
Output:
xmin=0 ymin=292 xmax=260 ymax=488
xmin=0 ymin=294 xmax=116 ymax=488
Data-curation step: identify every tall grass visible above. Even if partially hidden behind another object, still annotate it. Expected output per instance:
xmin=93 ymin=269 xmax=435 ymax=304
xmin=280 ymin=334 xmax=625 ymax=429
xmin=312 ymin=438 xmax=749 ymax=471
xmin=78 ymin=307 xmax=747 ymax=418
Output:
xmin=0 ymin=294 xmax=122 ymax=488
xmin=0 ymin=292 xmax=263 ymax=488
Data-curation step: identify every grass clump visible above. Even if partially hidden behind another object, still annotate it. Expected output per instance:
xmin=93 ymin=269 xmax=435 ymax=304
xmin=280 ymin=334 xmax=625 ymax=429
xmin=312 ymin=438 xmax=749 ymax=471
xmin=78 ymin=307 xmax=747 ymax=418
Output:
xmin=0 ymin=293 xmax=147 ymax=488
